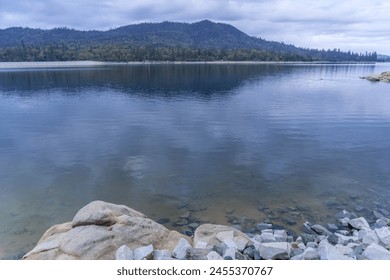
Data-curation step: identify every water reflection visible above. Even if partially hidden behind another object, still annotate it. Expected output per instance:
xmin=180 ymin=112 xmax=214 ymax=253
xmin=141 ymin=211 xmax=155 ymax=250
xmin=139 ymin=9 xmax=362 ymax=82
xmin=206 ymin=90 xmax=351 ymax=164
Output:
xmin=0 ymin=63 xmax=390 ymax=259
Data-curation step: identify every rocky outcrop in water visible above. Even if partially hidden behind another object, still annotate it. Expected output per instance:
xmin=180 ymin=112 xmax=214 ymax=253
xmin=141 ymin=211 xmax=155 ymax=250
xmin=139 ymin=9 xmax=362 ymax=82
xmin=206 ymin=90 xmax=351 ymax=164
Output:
xmin=361 ymin=71 xmax=390 ymax=82
xmin=23 ymin=201 xmax=390 ymax=260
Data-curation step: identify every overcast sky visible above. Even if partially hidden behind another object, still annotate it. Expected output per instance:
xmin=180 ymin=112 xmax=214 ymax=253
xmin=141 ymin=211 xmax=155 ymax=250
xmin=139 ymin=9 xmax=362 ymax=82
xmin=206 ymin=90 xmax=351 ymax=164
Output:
xmin=1 ymin=0 xmax=390 ymax=54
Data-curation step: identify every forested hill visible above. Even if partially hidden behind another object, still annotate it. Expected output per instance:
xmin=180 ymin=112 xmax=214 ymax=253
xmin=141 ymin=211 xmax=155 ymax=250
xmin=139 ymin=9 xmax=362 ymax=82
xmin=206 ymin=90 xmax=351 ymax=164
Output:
xmin=0 ymin=20 xmax=378 ymax=62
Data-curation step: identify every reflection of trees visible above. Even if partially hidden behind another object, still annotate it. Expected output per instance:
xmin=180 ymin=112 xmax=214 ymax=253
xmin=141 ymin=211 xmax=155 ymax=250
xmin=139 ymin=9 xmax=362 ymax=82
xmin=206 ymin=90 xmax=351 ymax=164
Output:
xmin=0 ymin=64 xmax=286 ymax=95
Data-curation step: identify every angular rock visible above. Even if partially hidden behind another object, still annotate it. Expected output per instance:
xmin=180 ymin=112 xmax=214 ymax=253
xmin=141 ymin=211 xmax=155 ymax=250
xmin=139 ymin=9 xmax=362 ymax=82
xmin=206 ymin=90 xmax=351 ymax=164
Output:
xmin=258 ymin=242 xmax=291 ymax=260
xmin=256 ymin=223 xmax=273 ymax=231
xmin=194 ymin=224 xmax=251 ymax=248
xmin=362 ymin=244 xmax=390 ymax=260
xmin=348 ymin=217 xmax=370 ymax=230
xmin=242 ymin=245 xmax=256 ymax=259
xmin=327 ymin=234 xmax=339 ymax=245
xmin=115 ymin=245 xmax=134 ymax=260
xmin=274 ymin=230 xmax=287 ymax=242
xmin=134 ymin=244 xmax=153 ymax=260
xmin=223 ymin=247 xmax=236 ymax=260
xmin=374 ymin=218 xmax=390 ymax=229
xmin=194 ymin=241 xmax=208 ymax=249
xmin=374 ymin=227 xmax=390 ymax=249
xmin=335 ymin=233 xmax=358 ymax=245
xmin=207 ymin=251 xmax=224 ymax=260
xmin=335 ymin=244 xmax=353 ymax=256
xmin=302 ymin=247 xmax=320 ymax=260
xmin=173 ymin=238 xmax=192 ymax=260
xmin=260 ymin=232 xmax=276 ymax=243
xmin=222 ymin=239 xmax=238 ymax=250
xmin=362 ymin=230 xmax=379 ymax=246
xmin=23 ymin=201 xmax=190 ymax=260
xmin=327 ymin=224 xmax=339 ymax=232
xmin=233 ymin=235 xmax=249 ymax=252
xmin=153 ymin=250 xmax=172 ymax=260
xmin=318 ymin=240 xmax=353 ymax=260
xmin=186 ymin=248 xmax=212 ymax=260
xmin=311 ymin=224 xmax=332 ymax=236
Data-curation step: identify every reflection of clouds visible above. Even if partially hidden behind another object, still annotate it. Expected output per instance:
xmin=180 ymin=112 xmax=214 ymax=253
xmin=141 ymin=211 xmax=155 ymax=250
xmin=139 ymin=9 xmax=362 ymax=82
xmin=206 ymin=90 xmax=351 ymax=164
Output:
xmin=123 ymin=156 xmax=146 ymax=179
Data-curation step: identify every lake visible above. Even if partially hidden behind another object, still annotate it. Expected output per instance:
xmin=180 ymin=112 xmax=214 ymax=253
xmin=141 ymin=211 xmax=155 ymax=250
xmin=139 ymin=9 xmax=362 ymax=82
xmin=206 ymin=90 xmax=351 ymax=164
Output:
xmin=1 ymin=62 xmax=390 ymax=259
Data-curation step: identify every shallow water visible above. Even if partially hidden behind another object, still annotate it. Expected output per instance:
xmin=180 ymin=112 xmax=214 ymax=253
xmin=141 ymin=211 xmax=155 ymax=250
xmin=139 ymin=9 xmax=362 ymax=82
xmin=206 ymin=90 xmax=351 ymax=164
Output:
xmin=1 ymin=62 xmax=390 ymax=259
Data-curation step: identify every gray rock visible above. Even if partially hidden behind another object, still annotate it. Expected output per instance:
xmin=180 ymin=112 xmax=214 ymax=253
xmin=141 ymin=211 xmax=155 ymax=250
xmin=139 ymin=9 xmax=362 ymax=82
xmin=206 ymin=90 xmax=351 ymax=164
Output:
xmin=301 ymin=233 xmax=316 ymax=244
xmin=306 ymin=242 xmax=318 ymax=249
xmin=362 ymin=244 xmax=390 ymax=260
xmin=311 ymin=224 xmax=332 ymax=236
xmin=235 ymin=251 xmax=247 ymax=260
xmin=115 ymin=245 xmax=134 ymax=260
xmin=302 ymin=247 xmax=320 ymax=260
xmin=374 ymin=227 xmax=390 ymax=249
xmin=327 ymin=224 xmax=339 ymax=232
xmin=353 ymin=244 xmax=364 ymax=256
xmin=207 ymin=251 xmax=224 ymax=260
xmin=242 ymin=245 xmax=256 ymax=259
xmin=327 ymin=234 xmax=339 ymax=245
xmin=134 ymin=244 xmax=153 ymax=260
xmin=194 ymin=241 xmax=208 ymax=249
xmin=374 ymin=218 xmax=390 ymax=229
xmin=186 ymin=248 xmax=212 ymax=260
xmin=302 ymin=222 xmax=316 ymax=234
xmin=256 ymin=223 xmax=273 ymax=231
xmin=258 ymin=242 xmax=291 ymax=260
xmin=274 ymin=230 xmax=287 ymax=242
xmin=173 ymin=238 xmax=192 ymax=260
xmin=223 ymin=247 xmax=236 ymax=260
xmin=318 ymin=240 xmax=353 ymax=260
xmin=338 ymin=217 xmax=350 ymax=227
xmin=194 ymin=224 xmax=251 ymax=248
xmin=153 ymin=250 xmax=172 ymax=260
xmin=335 ymin=244 xmax=353 ymax=256
xmin=335 ymin=233 xmax=358 ymax=245
xmin=362 ymin=230 xmax=379 ymax=246
xmin=335 ymin=210 xmax=353 ymax=219
xmin=222 ymin=239 xmax=238 ymax=250
xmin=260 ymin=232 xmax=277 ymax=243
xmin=348 ymin=217 xmax=370 ymax=230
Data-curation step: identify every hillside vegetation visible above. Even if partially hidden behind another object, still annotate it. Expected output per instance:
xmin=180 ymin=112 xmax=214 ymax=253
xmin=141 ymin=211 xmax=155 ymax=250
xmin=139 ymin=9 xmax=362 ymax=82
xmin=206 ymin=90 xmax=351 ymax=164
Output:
xmin=0 ymin=20 xmax=378 ymax=62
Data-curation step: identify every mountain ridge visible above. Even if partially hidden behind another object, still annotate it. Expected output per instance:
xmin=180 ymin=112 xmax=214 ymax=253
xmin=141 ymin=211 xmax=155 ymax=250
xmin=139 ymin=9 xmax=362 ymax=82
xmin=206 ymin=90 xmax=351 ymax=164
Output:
xmin=0 ymin=20 xmax=378 ymax=62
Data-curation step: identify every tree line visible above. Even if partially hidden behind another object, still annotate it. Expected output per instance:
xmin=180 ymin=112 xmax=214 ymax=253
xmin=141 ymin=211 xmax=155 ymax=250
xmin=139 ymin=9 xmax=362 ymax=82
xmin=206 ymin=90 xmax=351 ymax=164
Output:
xmin=0 ymin=43 xmax=378 ymax=62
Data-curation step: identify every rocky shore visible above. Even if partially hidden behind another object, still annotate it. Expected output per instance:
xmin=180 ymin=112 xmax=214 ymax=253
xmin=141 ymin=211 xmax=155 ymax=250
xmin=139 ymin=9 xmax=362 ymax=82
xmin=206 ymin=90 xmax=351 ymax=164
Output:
xmin=23 ymin=200 xmax=390 ymax=260
xmin=361 ymin=71 xmax=390 ymax=82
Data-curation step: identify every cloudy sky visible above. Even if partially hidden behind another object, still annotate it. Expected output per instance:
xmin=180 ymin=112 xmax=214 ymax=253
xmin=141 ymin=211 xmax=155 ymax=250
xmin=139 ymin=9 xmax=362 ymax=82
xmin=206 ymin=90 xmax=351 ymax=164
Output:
xmin=1 ymin=0 xmax=390 ymax=54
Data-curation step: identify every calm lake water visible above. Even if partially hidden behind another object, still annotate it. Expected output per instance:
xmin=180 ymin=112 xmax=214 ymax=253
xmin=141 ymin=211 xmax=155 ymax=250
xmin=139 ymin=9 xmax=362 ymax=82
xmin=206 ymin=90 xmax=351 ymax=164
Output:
xmin=1 ymin=62 xmax=390 ymax=259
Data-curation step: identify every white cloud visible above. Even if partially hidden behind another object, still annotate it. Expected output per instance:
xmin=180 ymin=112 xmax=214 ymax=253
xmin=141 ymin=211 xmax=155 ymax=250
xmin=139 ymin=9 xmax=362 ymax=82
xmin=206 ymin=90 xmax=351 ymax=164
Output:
xmin=0 ymin=0 xmax=389 ymax=54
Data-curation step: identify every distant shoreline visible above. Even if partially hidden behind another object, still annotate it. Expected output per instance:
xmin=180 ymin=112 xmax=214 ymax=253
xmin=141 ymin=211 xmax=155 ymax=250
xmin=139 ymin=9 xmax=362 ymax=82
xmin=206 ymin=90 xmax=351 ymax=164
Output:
xmin=0 ymin=60 xmax=380 ymax=69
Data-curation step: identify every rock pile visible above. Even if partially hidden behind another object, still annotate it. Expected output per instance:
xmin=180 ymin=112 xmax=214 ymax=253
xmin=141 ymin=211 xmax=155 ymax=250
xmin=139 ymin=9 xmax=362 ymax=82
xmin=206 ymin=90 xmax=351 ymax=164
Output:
xmin=23 ymin=201 xmax=390 ymax=260
xmin=361 ymin=71 xmax=390 ymax=82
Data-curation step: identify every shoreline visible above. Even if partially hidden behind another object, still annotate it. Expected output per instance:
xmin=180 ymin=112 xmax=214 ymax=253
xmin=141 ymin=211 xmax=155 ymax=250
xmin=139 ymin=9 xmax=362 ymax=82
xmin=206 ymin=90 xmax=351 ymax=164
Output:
xmin=0 ymin=60 xmax=380 ymax=69
xmin=23 ymin=200 xmax=390 ymax=260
